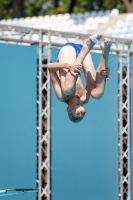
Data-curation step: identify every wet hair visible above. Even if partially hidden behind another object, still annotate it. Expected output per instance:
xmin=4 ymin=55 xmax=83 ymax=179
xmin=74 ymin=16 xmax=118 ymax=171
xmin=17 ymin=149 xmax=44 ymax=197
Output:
xmin=68 ymin=110 xmax=86 ymax=123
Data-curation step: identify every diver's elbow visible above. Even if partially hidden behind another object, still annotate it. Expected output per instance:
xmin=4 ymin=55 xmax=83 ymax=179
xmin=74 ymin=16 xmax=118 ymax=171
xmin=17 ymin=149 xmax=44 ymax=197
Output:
xmin=91 ymin=90 xmax=104 ymax=99
xmin=48 ymin=63 xmax=51 ymax=70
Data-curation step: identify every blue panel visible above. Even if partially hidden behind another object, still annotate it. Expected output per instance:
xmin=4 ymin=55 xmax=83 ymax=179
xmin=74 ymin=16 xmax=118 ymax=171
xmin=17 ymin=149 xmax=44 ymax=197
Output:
xmin=131 ymin=56 xmax=133 ymax=199
xmin=51 ymin=48 xmax=118 ymax=200
xmin=0 ymin=43 xmax=37 ymax=200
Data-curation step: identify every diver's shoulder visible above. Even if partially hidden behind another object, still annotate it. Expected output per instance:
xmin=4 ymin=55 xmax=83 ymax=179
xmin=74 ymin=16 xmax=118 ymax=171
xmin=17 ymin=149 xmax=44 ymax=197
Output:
xmin=81 ymin=89 xmax=90 ymax=104
xmin=58 ymin=95 xmax=69 ymax=103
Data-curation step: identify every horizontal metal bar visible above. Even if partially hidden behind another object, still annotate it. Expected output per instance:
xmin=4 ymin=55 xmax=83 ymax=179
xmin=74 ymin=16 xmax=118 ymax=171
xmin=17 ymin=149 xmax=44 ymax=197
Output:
xmin=42 ymin=53 xmax=48 ymax=57
xmin=38 ymin=64 xmax=48 ymax=68
xmin=0 ymin=24 xmax=133 ymax=44
xmin=0 ymin=24 xmax=132 ymax=53
xmin=2 ymin=35 xmax=130 ymax=54
xmin=0 ymin=36 xmax=39 ymax=44
xmin=121 ymin=61 xmax=130 ymax=64
xmin=0 ymin=24 xmax=41 ymax=33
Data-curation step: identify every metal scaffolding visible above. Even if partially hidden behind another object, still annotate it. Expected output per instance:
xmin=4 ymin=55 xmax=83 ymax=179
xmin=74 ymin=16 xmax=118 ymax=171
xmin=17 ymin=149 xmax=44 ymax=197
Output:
xmin=118 ymin=50 xmax=131 ymax=200
xmin=0 ymin=24 xmax=132 ymax=200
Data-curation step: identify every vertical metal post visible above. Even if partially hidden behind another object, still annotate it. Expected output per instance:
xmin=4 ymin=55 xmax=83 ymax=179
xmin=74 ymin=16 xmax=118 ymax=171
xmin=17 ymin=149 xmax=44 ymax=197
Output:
xmin=43 ymin=31 xmax=50 ymax=200
xmin=118 ymin=50 xmax=123 ymax=200
xmin=118 ymin=46 xmax=131 ymax=200
xmin=37 ymin=29 xmax=43 ymax=200
xmin=37 ymin=29 xmax=51 ymax=200
xmin=127 ymin=50 xmax=131 ymax=200
xmin=47 ymin=30 xmax=51 ymax=200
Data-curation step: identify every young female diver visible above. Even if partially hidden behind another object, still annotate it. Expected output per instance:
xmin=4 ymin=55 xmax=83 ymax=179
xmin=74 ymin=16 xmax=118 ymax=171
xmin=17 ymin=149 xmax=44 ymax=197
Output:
xmin=48 ymin=34 xmax=111 ymax=123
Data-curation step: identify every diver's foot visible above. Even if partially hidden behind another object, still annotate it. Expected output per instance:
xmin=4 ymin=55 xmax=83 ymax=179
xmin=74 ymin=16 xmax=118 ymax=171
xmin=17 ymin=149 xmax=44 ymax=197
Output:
xmin=83 ymin=34 xmax=102 ymax=50
xmin=97 ymin=38 xmax=112 ymax=79
xmin=100 ymin=38 xmax=112 ymax=57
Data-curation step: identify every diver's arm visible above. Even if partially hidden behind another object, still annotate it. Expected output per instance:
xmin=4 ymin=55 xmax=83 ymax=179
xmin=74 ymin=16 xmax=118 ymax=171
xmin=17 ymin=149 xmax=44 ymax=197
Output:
xmin=48 ymin=62 xmax=82 ymax=74
xmin=85 ymin=67 xmax=110 ymax=99
xmin=90 ymin=73 xmax=106 ymax=99
xmin=60 ymin=70 xmax=79 ymax=95
xmin=90 ymin=67 xmax=110 ymax=99
xmin=50 ymin=73 xmax=63 ymax=101
xmin=48 ymin=62 xmax=68 ymax=74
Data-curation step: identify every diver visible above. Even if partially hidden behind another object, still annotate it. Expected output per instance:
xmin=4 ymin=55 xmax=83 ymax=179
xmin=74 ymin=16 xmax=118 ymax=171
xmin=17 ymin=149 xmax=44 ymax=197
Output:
xmin=48 ymin=34 xmax=111 ymax=122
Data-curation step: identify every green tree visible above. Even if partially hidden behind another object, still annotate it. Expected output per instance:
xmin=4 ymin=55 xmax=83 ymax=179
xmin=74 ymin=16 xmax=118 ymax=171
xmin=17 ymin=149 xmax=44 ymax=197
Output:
xmin=0 ymin=0 xmax=132 ymax=19
xmin=0 ymin=0 xmax=12 ymax=19
xmin=103 ymin=0 xmax=133 ymax=13
xmin=24 ymin=0 xmax=46 ymax=16
xmin=121 ymin=0 xmax=133 ymax=12
xmin=13 ymin=0 xmax=24 ymax=18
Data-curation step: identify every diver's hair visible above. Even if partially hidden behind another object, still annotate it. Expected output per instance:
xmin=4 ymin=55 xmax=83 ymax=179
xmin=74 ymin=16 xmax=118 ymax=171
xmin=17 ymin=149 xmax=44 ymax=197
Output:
xmin=68 ymin=110 xmax=85 ymax=123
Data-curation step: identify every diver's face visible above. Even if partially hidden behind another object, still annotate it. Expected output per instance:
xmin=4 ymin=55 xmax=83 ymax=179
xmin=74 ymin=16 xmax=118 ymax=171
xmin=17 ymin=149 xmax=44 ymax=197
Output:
xmin=67 ymin=96 xmax=86 ymax=117
xmin=69 ymin=95 xmax=83 ymax=107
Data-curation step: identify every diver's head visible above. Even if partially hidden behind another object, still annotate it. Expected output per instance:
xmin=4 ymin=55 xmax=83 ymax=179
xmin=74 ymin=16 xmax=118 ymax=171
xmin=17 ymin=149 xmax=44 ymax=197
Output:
xmin=66 ymin=95 xmax=86 ymax=123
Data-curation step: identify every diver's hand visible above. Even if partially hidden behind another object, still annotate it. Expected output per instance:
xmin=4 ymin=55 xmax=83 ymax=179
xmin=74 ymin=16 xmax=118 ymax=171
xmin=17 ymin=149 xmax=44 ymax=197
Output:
xmin=99 ymin=67 xmax=110 ymax=76
xmin=67 ymin=63 xmax=83 ymax=75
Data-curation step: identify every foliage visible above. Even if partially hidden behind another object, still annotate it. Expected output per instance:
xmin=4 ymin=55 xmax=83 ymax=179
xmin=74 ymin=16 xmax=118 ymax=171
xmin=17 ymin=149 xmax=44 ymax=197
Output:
xmin=24 ymin=0 xmax=46 ymax=16
xmin=0 ymin=0 xmax=12 ymax=19
xmin=0 ymin=0 xmax=132 ymax=19
xmin=103 ymin=0 xmax=126 ymax=13
xmin=73 ymin=0 xmax=88 ymax=13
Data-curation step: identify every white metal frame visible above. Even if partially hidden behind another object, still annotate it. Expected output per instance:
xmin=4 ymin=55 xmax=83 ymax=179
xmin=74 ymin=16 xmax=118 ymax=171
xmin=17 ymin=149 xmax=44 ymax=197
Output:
xmin=118 ymin=50 xmax=131 ymax=200
xmin=0 ymin=24 xmax=132 ymax=200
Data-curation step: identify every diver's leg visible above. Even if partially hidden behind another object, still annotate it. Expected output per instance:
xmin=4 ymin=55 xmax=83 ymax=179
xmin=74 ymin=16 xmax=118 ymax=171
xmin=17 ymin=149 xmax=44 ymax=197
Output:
xmin=58 ymin=45 xmax=79 ymax=95
xmin=82 ymin=52 xmax=96 ymax=92
xmin=68 ymin=33 xmax=102 ymax=84
xmin=82 ymin=38 xmax=111 ymax=95
xmin=75 ymin=34 xmax=102 ymax=64
xmin=90 ymin=38 xmax=111 ymax=98
xmin=58 ymin=34 xmax=102 ymax=95
xmin=58 ymin=46 xmax=76 ymax=65
xmin=97 ymin=38 xmax=111 ymax=73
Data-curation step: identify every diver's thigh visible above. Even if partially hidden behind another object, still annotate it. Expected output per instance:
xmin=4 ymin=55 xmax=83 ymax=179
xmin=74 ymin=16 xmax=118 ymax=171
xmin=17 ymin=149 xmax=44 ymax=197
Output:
xmin=83 ymin=52 xmax=96 ymax=81
xmin=58 ymin=46 xmax=76 ymax=64
xmin=58 ymin=46 xmax=76 ymax=91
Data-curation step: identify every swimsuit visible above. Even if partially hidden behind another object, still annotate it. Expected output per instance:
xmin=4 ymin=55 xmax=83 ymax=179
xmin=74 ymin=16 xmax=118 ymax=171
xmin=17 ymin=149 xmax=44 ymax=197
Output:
xmin=59 ymin=42 xmax=83 ymax=57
